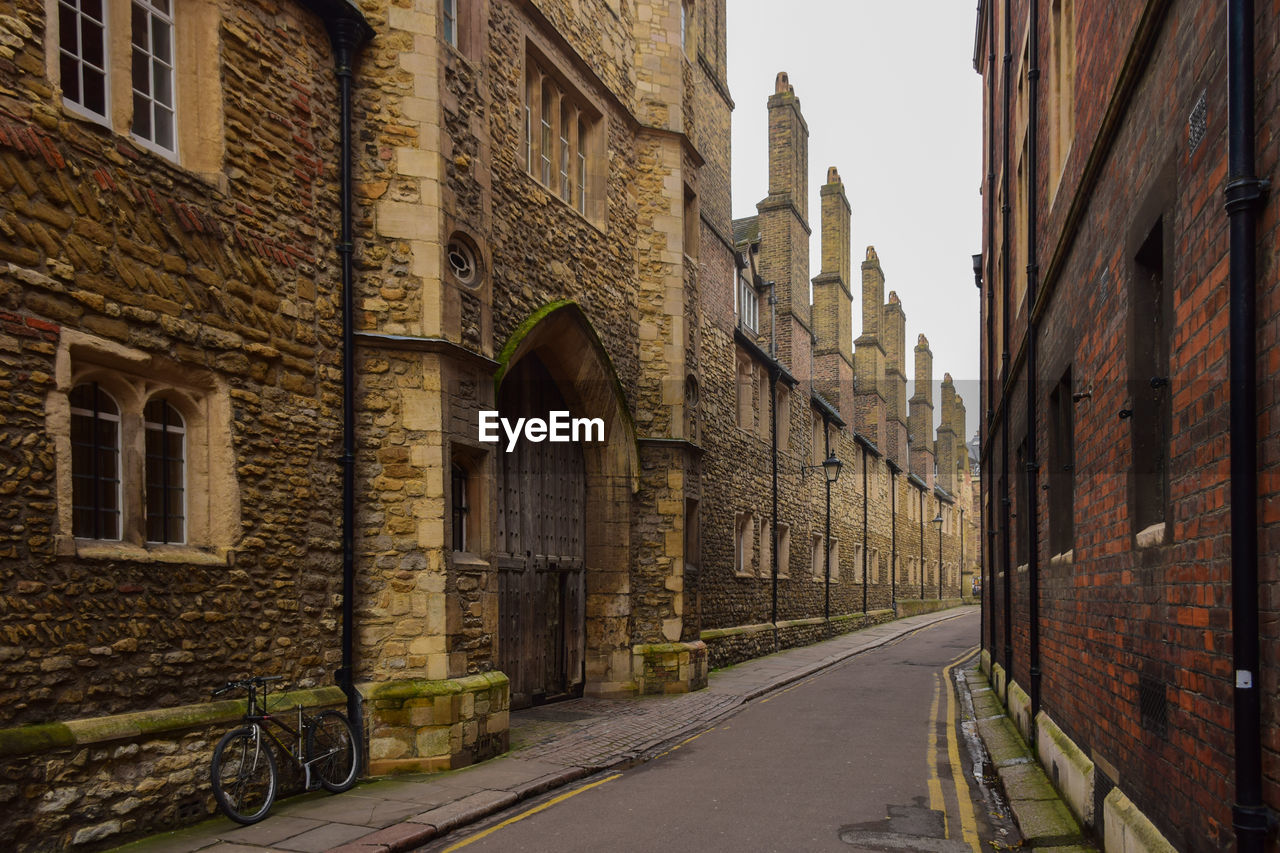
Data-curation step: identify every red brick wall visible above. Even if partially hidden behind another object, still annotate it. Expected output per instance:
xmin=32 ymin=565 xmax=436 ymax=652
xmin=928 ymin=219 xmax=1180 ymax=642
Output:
xmin=979 ymin=1 xmax=1280 ymax=849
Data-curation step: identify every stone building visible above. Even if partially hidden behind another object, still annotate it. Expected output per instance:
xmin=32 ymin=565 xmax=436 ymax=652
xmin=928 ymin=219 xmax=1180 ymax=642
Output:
xmin=0 ymin=0 xmax=976 ymax=848
xmin=695 ymin=72 xmax=975 ymax=667
xmin=0 ymin=0 xmax=364 ymax=847
xmin=974 ymin=1 xmax=1278 ymax=851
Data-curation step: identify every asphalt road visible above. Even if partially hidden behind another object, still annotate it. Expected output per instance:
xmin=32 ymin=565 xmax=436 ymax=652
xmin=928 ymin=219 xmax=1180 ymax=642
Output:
xmin=417 ymin=610 xmax=990 ymax=853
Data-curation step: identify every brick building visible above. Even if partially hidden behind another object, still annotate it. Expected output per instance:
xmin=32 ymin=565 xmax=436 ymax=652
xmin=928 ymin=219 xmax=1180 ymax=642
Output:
xmin=0 ymin=0 xmax=976 ymax=848
xmin=974 ymin=1 xmax=1278 ymax=850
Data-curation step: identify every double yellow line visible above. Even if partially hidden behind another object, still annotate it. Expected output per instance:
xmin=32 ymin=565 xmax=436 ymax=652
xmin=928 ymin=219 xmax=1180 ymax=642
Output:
xmin=927 ymin=645 xmax=982 ymax=852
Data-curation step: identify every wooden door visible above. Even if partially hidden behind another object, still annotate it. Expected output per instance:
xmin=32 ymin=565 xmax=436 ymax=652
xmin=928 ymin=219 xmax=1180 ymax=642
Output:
xmin=496 ymin=355 xmax=586 ymax=709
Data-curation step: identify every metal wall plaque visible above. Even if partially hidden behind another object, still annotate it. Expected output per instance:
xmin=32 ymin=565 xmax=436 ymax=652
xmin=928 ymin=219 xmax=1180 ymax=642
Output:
xmin=1188 ymin=91 xmax=1208 ymax=154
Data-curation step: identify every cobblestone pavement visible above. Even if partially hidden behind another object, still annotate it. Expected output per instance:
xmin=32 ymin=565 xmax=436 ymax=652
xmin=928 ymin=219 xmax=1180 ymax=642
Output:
xmin=113 ymin=607 xmax=975 ymax=853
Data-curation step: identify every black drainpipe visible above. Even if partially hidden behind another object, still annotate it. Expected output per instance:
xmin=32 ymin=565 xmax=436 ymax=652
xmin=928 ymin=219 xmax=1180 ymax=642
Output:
xmin=860 ymin=443 xmax=868 ymax=614
xmin=889 ymin=463 xmax=897 ymax=608
xmin=983 ymin=0 xmax=998 ymax=663
xmin=823 ymin=416 xmax=831 ymax=628
xmin=1000 ymin=0 xmax=1013 ymax=683
xmin=918 ymin=487 xmax=925 ymax=600
xmin=770 ymin=366 xmax=779 ymax=652
xmin=1226 ymin=0 xmax=1268 ymax=848
xmin=1025 ymin=0 xmax=1042 ymax=725
xmin=316 ymin=4 xmax=373 ymax=732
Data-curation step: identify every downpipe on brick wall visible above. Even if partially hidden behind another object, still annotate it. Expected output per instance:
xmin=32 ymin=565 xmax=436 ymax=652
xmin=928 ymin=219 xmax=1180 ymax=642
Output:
xmin=1025 ymin=0 xmax=1042 ymax=725
xmin=999 ymin=0 xmax=1014 ymax=683
xmin=313 ymin=1 xmax=373 ymax=734
xmin=1225 ymin=0 xmax=1271 ymax=847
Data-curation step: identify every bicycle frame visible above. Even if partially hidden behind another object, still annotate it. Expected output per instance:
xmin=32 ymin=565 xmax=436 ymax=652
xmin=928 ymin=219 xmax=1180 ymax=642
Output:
xmin=241 ymin=681 xmax=341 ymax=791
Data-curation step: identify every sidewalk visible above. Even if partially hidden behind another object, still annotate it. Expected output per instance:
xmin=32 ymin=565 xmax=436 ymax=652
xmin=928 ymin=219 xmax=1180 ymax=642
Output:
xmin=954 ymin=658 xmax=1097 ymax=852
xmin=114 ymin=607 xmax=975 ymax=853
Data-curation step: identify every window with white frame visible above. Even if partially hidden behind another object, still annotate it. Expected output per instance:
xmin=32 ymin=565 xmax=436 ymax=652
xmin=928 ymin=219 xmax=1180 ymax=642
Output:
xmin=129 ymin=0 xmax=176 ymax=154
xmin=442 ymin=0 xmax=458 ymax=47
xmin=50 ymin=0 xmax=222 ymax=169
xmin=58 ymin=0 xmax=109 ymax=119
xmin=736 ymin=270 xmax=759 ymax=333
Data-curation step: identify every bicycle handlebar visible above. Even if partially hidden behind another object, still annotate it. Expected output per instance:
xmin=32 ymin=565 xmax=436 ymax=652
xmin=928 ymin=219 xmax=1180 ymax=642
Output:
xmin=211 ymin=675 xmax=285 ymax=698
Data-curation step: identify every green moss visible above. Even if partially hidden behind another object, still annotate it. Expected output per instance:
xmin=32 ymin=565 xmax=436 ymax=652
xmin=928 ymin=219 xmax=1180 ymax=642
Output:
xmin=1 ymin=686 xmax=349 ymax=757
xmin=0 ymin=722 xmax=74 ymax=756
xmin=492 ymin=300 xmax=639 ymax=459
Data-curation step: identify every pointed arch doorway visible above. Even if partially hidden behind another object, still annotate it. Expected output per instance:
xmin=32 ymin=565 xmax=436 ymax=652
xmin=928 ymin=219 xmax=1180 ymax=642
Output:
xmin=496 ymin=353 xmax=586 ymax=708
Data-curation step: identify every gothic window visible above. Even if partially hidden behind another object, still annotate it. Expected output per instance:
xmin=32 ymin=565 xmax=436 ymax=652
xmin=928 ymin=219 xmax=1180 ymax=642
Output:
xmin=143 ymin=398 xmax=185 ymax=544
xmin=70 ymin=382 xmax=121 ymax=540
xmin=54 ymin=336 xmax=238 ymax=558
xmin=776 ymin=523 xmax=790 ymax=578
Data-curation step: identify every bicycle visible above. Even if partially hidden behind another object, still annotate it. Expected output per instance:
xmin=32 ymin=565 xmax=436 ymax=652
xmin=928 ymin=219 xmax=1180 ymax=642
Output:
xmin=209 ymin=675 xmax=360 ymax=824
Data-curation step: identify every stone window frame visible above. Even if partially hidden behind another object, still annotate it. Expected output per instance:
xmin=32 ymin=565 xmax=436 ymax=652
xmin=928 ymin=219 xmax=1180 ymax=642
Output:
xmin=450 ymin=443 xmax=487 ymax=558
xmin=733 ymin=511 xmax=754 ymax=577
xmin=775 ymin=384 xmax=790 ymax=452
xmin=735 ymin=353 xmax=753 ymax=432
xmin=522 ymin=43 xmax=603 ymax=222
xmin=44 ymin=0 xmax=224 ymax=173
xmin=776 ymin=522 xmax=790 ymax=579
xmin=48 ymin=330 xmax=238 ymax=564
xmin=758 ymin=518 xmax=770 ymax=579
xmin=810 ymin=534 xmax=838 ymax=583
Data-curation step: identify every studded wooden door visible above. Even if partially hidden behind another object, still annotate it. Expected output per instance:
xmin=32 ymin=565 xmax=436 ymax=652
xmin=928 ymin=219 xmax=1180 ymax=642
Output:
xmin=496 ymin=355 xmax=586 ymax=709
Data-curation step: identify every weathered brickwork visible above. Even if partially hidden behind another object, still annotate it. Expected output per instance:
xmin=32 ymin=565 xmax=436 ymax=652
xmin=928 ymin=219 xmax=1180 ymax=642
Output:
xmin=977 ymin=1 xmax=1280 ymax=850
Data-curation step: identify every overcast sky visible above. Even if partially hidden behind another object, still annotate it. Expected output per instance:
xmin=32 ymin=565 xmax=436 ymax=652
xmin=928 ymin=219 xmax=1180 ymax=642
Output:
xmin=726 ymin=0 xmax=983 ymax=444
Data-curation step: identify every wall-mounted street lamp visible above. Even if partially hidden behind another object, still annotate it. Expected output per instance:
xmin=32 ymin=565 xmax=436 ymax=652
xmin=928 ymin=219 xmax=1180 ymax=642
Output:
xmin=802 ymin=453 xmax=843 ymax=484
xmin=803 ymin=452 xmax=842 ymax=628
xmin=931 ymin=513 xmax=945 ymax=598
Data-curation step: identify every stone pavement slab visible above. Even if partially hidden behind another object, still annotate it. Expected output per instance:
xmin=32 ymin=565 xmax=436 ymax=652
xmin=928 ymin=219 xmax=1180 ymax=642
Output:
xmin=114 ymin=607 xmax=974 ymax=853
xmin=274 ymin=823 xmax=372 ymax=853
xmin=959 ymin=662 xmax=1096 ymax=851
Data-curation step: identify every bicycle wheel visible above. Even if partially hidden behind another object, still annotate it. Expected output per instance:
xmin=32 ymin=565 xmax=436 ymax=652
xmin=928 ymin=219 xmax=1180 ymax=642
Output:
xmin=306 ymin=710 xmax=359 ymax=793
xmin=211 ymin=726 xmax=277 ymax=824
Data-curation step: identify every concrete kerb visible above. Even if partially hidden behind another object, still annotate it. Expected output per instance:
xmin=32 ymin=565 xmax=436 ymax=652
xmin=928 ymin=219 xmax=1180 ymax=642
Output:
xmin=958 ymin=663 xmax=1096 ymax=851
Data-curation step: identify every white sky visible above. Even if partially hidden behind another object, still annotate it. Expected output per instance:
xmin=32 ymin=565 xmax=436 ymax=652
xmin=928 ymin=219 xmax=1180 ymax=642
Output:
xmin=727 ymin=0 xmax=983 ymax=444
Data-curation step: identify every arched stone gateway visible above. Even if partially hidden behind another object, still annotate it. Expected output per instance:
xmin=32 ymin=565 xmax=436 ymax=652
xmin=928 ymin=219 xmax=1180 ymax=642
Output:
xmin=494 ymin=302 xmax=640 ymax=704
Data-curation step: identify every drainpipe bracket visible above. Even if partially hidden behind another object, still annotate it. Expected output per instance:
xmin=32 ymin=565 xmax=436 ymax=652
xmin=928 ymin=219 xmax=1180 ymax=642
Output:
xmin=1230 ymin=802 xmax=1272 ymax=842
xmin=1224 ymin=177 xmax=1270 ymax=214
